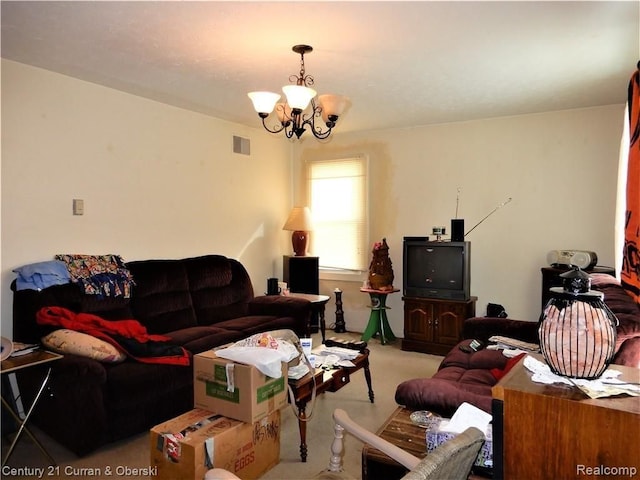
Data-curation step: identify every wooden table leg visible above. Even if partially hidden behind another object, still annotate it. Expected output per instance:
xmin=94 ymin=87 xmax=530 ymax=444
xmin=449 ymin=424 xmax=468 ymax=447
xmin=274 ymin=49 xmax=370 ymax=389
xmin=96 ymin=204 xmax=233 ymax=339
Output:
xmin=362 ymin=293 xmax=396 ymax=344
xmin=363 ymin=355 xmax=375 ymax=403
xmin=2 ymin=368 xmax=57 ymax=467
xmin=318 ymin=303 xmax=327 ymax=344
xmin=296 ymin=400 xmax=308 ymax=462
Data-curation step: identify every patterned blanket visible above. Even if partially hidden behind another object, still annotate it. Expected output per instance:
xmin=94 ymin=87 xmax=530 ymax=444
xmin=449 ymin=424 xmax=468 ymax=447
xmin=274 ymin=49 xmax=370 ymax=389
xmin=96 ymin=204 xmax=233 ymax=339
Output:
xmin=55 ymin=254 xmax=135 ymax=298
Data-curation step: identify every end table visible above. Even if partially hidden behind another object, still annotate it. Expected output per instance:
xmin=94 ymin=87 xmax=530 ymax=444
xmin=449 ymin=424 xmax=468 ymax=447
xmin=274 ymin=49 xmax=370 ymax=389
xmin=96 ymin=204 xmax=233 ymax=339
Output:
xmin=360 ymin=288 xmax=400 ymax=344
xmin=287 ymin=293 xmax=331 ymax=343
xmin=1 ymin=349 xmax=63 ymax=466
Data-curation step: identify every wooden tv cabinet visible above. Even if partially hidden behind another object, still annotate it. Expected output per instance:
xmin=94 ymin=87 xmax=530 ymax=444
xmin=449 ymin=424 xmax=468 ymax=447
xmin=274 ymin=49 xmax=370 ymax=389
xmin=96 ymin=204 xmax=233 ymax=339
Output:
xmin=491 ymin=357 xmax=640 ymax=480
xmin=401 ymin=296 xmax=477 ymax=355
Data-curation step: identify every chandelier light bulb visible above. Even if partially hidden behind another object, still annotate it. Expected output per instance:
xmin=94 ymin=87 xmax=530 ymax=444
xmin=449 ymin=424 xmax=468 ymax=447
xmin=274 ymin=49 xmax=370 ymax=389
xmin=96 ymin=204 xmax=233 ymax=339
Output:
xmin=248 ymin=91 xmax=281 ymax=114
xmin=282 ymin=85 xmax=317 ymax=111
xmin=318 ymin=94 xmax=347 ymax=124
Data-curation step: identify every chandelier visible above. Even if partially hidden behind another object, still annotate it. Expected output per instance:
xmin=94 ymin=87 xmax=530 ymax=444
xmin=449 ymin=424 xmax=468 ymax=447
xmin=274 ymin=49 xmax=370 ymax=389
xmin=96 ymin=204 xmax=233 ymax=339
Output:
xmin=248 ymin=45 xmax=346 ymax=140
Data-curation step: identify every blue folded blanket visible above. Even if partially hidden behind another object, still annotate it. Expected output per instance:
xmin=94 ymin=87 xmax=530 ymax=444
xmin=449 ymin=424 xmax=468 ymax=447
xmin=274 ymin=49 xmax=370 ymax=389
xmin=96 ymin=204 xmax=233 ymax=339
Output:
xmin=13 ymin=260 xmax=71 ymax=291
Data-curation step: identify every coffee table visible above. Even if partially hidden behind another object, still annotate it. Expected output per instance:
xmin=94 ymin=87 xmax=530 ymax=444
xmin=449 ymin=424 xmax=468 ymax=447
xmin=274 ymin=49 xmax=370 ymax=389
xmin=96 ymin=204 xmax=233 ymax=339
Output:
xmin=288 ymin=349 xmax=374 ymax=462
xmin=361 ymin=406 xmax=427 ymax=480
xmin=362 ymin=406 xmax=490 ymax=480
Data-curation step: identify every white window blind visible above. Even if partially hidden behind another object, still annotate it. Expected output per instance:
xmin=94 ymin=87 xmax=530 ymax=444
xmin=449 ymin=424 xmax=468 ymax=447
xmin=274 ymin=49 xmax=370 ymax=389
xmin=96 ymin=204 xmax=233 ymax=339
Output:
xmin=307 ymin=156 xmax=368 ymax=272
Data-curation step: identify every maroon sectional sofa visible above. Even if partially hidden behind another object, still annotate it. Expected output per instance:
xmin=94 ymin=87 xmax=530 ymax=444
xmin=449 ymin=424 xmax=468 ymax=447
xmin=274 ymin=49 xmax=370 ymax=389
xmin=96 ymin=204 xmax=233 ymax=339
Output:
xmin=395 ymin=272 xmax=640 ymax=416
xmin=10 ymin=254 xmax=311 ymax=456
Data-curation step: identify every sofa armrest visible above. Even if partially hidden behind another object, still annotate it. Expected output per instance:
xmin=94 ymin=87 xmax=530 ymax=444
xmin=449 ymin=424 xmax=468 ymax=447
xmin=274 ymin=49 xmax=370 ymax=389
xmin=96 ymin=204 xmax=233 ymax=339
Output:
xmin=463 ymin=317 xmax=539 ymax=344
xmin=248 ymin=296 xmax=311 ymax=335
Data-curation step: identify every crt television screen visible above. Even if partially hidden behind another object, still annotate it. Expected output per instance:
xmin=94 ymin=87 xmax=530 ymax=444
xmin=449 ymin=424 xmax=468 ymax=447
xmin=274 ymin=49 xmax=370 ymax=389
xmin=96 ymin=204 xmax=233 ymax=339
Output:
xmin=406 ymin=243 xmax=465 ymax=291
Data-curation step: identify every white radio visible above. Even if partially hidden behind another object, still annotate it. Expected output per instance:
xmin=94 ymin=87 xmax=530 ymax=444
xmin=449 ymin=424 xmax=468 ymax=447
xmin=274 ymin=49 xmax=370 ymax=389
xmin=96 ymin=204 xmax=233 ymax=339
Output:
xmin=546 ymin=250 xmax=598 ymax=270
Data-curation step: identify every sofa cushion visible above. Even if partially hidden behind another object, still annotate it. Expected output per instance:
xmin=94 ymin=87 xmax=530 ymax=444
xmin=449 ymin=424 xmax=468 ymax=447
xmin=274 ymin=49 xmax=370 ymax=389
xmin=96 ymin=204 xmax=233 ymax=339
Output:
xmin=395 ymin=340 xmax=512 ymax=415
xmin=184 ymin=254 xmax=233 ymax=289
xmin=613 ymin=336 xmax=640 ymax=366
xmin=439 ymin=344 xmax=510 ymax=371
xmin=395 ymin=376 xmax=496 ymax=415
xmin=78 ymin=294 xmax=133 ymax=320
xmin=185 ymin=256 xmax=254 ymax=326
xmin=164 ymin=325 xmax=245 ymax=353
xmin=127 ymin=259 xmax=197 ymax=334
xmin=214 ymin=315 xmax=300 ymax=336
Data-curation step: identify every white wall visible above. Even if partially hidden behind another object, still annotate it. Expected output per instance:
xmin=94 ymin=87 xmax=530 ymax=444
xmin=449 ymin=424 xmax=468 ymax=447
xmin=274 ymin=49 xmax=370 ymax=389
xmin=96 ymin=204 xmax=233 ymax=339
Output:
xmin=1 ymin=60 xmax=293 ymax=337
xmin=295 ymin=105 xmax=624 ymax=336
xmin=1 ymin=59 xmax=626 ymax=342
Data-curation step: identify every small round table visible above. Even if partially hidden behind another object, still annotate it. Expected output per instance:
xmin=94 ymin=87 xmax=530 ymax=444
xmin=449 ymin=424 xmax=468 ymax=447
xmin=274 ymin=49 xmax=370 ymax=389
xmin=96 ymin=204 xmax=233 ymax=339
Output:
xmin=360 ymin=287 xmax=399 ymax=344
xmin=287 ymin=293 xmax=331 ymax=343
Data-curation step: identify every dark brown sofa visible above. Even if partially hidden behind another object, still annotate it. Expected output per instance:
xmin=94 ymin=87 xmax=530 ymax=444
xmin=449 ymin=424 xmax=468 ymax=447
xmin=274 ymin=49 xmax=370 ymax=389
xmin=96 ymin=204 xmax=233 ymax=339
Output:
xmin=395 ymin=272 xmax=640 ymax=416
xmin=10 ymin=254 xmax=311 ymax=456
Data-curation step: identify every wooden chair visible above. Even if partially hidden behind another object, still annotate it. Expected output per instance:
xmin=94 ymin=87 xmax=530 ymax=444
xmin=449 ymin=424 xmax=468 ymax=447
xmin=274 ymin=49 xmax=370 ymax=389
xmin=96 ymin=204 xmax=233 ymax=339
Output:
xmin=204 ymin=408 xmax=485 ymax=480
xmin=322 ymin=408 xmax=485 ymax=480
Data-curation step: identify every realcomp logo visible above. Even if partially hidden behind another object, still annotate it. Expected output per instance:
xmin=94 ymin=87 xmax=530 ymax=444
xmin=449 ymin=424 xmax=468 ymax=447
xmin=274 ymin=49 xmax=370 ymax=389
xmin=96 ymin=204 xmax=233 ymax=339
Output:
xmin=577 ymin=464 xmax=638 ymax=477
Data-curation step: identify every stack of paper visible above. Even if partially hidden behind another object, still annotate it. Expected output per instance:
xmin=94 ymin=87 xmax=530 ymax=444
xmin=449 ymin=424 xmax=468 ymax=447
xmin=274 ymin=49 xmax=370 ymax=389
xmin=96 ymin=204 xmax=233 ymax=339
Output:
xmin=10 ymin=342 xmax=40 ymax=357
xmin=438 ymin=402 xmax=492 ymax=435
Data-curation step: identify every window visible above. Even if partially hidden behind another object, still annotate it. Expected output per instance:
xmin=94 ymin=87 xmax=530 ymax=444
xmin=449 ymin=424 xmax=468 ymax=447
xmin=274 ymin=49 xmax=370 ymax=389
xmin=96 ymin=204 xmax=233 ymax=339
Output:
xmin=307 ymin=156 xmax=369 ymax=276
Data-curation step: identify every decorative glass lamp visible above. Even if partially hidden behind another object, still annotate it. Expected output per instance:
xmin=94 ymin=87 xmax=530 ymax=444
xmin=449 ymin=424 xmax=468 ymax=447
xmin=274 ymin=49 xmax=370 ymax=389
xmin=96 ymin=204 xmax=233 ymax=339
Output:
xmin=538 ymin=266 xmax=618 ymax=379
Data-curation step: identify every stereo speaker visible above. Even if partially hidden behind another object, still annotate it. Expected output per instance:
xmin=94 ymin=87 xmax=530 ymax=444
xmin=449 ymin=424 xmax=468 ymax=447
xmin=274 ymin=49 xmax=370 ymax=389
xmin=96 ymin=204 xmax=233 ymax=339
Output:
xmin=451 ymin=219 xmax=465 ymax=242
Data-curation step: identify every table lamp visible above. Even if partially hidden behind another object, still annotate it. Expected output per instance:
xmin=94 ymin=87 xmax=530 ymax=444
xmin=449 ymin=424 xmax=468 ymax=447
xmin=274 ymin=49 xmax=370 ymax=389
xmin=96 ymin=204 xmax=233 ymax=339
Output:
xmin=283 ymin=206 xmax=313 ymax=256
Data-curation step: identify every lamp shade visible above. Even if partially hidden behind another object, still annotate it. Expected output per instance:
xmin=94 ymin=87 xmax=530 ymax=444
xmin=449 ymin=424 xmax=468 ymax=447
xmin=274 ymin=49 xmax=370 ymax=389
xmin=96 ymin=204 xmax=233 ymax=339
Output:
xmin=283 ymin=207 xmax=313 ymax=232
xmin=283 ymin=207 xmax=313 ymax=256
xmin=248 ymin=91 xmax=281 ymax=114
xmin=318 ymin=94 xmax=347 ymax=120
xmin=282 ymin=85 xmax=316 ymax=111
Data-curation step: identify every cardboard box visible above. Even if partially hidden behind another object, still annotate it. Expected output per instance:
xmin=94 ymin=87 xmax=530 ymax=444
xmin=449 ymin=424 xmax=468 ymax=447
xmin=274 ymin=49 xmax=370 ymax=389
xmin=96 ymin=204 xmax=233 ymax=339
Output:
xmin=425 ymin=422 xmax=493 ymax=468
xmin=193 ymin=349 xmax=287 ymax=424
xmin=150 ymin=408 xmax=280 ymax=480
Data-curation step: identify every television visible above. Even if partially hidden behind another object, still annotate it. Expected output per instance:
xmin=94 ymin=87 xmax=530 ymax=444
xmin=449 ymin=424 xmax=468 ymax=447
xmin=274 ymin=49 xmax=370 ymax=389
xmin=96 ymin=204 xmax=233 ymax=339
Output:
xmin=403 ymin=237 xmax=471 ymax=300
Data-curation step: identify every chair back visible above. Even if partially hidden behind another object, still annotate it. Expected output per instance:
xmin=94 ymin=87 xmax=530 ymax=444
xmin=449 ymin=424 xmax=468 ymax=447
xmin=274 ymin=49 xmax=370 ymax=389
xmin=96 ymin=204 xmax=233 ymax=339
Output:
xmin=401 ymin=427 xmax=485 ymax=480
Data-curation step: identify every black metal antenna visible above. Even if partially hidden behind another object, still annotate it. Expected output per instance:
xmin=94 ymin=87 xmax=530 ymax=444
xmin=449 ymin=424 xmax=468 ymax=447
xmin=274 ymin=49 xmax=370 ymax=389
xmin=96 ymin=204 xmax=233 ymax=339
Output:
xmin=465 ymin=197 xmax=512 ymax=236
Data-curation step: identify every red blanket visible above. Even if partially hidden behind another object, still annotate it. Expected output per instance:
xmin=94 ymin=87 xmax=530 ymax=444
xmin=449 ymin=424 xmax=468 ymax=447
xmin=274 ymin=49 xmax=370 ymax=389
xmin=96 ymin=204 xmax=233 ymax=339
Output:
xmin=37 ymin=306 xmax=190 ymax=366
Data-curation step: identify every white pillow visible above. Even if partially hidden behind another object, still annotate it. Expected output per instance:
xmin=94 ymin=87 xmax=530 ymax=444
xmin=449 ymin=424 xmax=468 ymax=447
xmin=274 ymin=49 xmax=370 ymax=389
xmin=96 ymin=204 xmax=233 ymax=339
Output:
xmin=42 ymin=329 xmax=126 ymax=363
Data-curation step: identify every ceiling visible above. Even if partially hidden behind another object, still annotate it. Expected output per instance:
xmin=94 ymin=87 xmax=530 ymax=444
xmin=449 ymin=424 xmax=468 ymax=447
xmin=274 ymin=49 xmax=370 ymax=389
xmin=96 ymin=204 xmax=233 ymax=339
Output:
xmin=2 ymin=1 xmax=639 ymax=134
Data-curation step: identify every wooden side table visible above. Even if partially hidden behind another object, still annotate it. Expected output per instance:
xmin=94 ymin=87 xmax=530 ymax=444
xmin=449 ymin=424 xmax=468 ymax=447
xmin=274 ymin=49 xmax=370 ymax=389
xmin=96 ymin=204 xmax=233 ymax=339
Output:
xmin=1 ymin=349 xmax=63 ymax=466
xmin=360 ymin=288 xmax=400 ymax=344
xmin=287 ymin=293 xmax=330 ymax=343
xmin=492 ymin=356 xmax=640 ymax=480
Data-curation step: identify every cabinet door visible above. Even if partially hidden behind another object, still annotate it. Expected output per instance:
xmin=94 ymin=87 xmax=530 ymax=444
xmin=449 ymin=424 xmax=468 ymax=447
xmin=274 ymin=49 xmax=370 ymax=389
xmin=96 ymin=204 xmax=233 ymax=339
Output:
xmin=434 ymin=303 xmax=465 ymax=346
xmin=404 ymin=300 xmax=434 ymax=342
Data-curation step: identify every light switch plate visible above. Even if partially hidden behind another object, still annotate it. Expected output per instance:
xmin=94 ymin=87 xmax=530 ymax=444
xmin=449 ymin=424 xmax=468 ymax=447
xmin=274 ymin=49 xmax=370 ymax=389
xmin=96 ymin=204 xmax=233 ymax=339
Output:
xmin=73 ymin=199 xmax=84 ymax=215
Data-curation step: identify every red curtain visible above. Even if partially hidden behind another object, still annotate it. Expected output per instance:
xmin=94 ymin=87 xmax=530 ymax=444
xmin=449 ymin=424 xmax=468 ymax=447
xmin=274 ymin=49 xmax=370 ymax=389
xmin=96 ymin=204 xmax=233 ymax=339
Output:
xmin=621 ymin=64 xmax=640 ymax=304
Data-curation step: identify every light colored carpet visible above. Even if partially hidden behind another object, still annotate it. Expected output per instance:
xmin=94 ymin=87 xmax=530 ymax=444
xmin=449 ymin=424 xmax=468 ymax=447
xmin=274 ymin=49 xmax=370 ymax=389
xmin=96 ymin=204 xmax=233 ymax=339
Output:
xmin=2 ymin=332 xmax=442 ymax=479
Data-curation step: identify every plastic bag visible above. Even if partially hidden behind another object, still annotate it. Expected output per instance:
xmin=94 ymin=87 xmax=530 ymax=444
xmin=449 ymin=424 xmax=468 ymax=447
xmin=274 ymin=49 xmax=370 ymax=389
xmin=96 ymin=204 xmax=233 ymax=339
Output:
xmin=214 ymin=331 xmax=300 ymax=378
